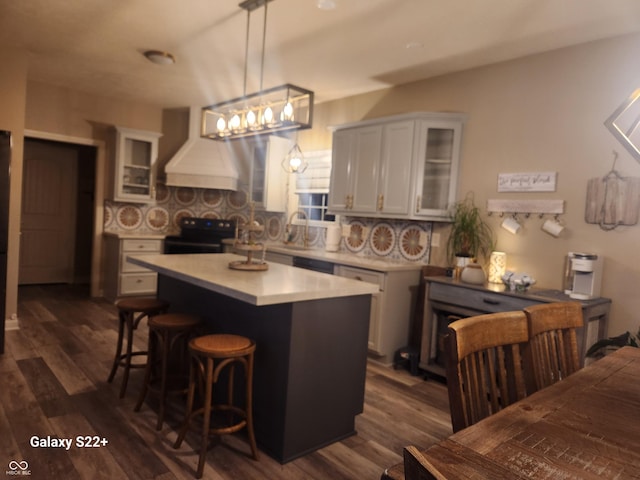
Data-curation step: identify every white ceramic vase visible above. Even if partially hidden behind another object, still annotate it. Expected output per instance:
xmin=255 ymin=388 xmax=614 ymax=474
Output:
xmin=460 ymin=263 xmax=485 ymax=285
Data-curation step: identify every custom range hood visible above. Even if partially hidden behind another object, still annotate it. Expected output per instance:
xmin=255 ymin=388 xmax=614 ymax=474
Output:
xmin=165 ymin=106 xmax=239 ymax=190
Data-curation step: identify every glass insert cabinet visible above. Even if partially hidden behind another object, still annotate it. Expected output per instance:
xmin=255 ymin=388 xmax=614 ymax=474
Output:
xmin=414 ymin=121 xmax=463 ymax=217
xmin=240 ymin=135 xmax=290 ymax=212
xmin=110 ymin=126 xmax=162 ymax=203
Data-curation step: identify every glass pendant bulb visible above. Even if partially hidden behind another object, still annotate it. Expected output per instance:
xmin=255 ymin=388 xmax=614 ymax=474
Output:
xmin=246 ymin=109 xmax=258 ymax=129
xmin=263 ymin=106 xmax=274 ymax=125
xmin=282 ymin=101 xmax=294 ymax=122
xmin=282 ymin=143 xmax=308 ymax=173
xmin=216 ymin=116 xmax=226 ymax=134
xmin=247 ymin=110 xmax=256 ymax=127
xmin=230 ymin=114 xmax=241 ymax=132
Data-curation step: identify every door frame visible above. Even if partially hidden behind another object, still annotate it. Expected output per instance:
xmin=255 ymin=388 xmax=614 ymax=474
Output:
xmin=24 ymin=130 xmax=105 ymax=297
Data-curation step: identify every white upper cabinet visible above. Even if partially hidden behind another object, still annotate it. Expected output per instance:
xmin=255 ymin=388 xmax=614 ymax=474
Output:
xmin=329 ymin=125 xmax=382 ymax=214
xmin=329 ymin=113 xmax=465 ymax=220
xmin=327 ymin=128 xmax=356 ymax=212
xmin=245 ymin=135 xmax=291 ymax=212
xmin=329 ymin=120 xmax=414 ymax=216
xmin=110 ymin=126 xmax=162 ymax=204
xmin=379 ymin=120 xmax=415 ymax=215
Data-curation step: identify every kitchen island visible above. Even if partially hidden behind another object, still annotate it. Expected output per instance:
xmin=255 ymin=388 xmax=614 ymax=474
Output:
xmin=127 ymin=253 xmax=378 ymax=463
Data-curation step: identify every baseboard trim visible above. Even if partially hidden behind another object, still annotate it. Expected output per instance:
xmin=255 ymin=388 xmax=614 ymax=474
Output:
xmin=5 ymin=316 xmax=19 ymax=331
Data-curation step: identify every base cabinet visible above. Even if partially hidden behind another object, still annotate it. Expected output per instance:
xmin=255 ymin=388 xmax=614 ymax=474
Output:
xmin=419 ymin=278 xmax=611 ymax=377
xmin=335 ymin=265 xmax=420 ymax=365
xmin=104 ymin=236 xmax=163 ymax=301
xmin=335 ymin=265 xmax=384 ymax=353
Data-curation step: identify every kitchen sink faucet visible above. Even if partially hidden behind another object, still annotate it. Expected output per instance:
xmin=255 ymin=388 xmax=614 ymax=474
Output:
xmin=284 ymin=210 xmax=309 ymax=248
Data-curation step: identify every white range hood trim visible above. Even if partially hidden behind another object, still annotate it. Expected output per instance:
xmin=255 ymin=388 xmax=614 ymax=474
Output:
xmin=165 ymin=107 xmax=239 ymax=191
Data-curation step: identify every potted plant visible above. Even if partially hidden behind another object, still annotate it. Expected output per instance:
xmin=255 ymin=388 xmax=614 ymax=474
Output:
xmin=585 ymin=329 xmax=639 ymax=359
xmin=446 ymin=193 xmax=495 ymax=282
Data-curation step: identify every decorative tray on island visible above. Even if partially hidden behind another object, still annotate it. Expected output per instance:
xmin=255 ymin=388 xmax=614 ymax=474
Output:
xmin=229 ymin=203 xmax=268 ymax=271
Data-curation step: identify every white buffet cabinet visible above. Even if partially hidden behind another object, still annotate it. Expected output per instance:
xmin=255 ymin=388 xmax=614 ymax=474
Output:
xmin=266 ymin=246 xmax=421 ymax=365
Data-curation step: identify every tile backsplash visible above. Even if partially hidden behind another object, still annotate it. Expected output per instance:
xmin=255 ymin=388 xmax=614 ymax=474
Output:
xmin=104 ymin=183 xmax=434 ymax=264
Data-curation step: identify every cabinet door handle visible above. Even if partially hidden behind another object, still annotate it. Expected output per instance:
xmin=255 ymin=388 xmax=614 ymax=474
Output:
xmin=377 ymin=194 xmax=384 ymax=211
xmin=355 ymin=275 xmax=363 ymax=281
xmin=482 ymin=297 xmax=500 ymax=305
xmin=416 ymin=195 xmax=421 ymax=213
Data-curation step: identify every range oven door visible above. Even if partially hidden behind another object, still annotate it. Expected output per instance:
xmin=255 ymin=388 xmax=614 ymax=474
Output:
xmin=164 ymin=236 xmax=223 ymax=254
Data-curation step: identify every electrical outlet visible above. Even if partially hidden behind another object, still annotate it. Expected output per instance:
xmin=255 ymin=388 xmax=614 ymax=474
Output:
xmin=431 ymin=232 xmax=441 ymax=247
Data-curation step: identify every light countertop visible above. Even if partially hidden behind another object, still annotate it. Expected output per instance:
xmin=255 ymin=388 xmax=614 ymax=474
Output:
xmin=264 ymin=244 xmax=424 ymax=272
xmin=127 ymin=253 xmax=378 ymax=306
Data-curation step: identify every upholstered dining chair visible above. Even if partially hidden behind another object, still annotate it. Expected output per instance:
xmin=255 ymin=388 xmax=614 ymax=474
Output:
xmin=523 ymin=302 xmax=583 ymax=393
xmin=445 ymin=311 xmax=529 ymax=432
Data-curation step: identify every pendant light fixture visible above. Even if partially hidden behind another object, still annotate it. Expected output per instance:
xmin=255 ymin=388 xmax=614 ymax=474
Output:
xmin=201 ymin=0 xmax=314 ymax=141
xmin=282 ymin=142 xmax=308 ymax=173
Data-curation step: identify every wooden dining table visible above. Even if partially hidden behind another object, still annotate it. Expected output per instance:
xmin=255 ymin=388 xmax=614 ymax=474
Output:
xmin=382 ymin=346 xmax=640 ymax=480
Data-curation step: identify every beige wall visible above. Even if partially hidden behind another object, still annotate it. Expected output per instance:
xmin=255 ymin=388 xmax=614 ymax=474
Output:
xmin=25 ymin=81 xmax=162 ymax=138
xmin=299 ymin=32 xmax=640 ymax=337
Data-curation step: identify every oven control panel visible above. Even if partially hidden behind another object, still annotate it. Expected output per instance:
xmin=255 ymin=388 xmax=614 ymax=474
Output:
xmin=180 ymin=217 xmax=236 ymax=232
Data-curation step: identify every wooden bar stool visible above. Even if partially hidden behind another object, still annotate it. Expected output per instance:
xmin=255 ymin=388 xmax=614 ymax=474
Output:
xmin=173 ymin=334 xmax=258 ymax=479
xmin=107 ymin=297 xmax=170 ymax=398
xmin=134 ymin=313 xmax=202 ymax=430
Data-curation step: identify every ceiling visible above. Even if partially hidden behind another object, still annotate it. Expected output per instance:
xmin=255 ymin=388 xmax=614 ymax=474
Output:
xmin=4 ymin=0 xmax=640 ymax=109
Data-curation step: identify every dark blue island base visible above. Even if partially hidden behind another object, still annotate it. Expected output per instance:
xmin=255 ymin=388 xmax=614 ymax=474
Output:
xmin=158 ymin=274 xmax=372 ymax=463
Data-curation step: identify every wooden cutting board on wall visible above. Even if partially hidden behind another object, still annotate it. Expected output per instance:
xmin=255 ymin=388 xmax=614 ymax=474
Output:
xmin=585 ymin=174 xmax=640 ymax=226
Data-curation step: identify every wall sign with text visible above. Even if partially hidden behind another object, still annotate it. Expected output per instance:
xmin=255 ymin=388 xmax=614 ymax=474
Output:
xmin=497 ymin=172 xmax=557 ymax=192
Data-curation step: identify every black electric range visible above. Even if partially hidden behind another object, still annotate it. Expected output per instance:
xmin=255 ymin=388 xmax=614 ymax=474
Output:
xmin=164 ymin=217 xmax=236 ymax=254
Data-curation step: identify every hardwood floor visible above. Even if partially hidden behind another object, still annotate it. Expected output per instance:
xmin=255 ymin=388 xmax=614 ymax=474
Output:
xmin=1 ymin=285 xmax=452 ymax=479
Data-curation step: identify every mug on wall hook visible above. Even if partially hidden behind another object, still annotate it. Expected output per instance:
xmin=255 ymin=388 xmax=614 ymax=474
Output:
xmin=541 ymin=215 xmax=565 ymax=237
xmin=501 ymin=214 xmax=521 ymax=234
